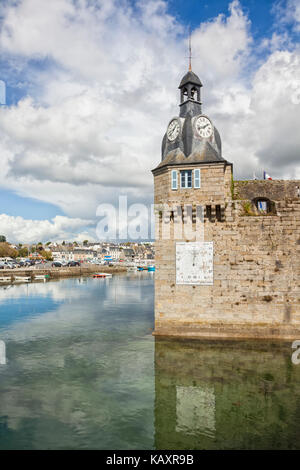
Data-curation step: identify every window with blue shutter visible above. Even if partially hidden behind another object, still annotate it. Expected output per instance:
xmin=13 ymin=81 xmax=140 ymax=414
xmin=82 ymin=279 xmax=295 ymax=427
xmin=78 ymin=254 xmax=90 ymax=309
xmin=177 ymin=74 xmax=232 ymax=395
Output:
xmin=194 ymin=168 xmax=201 ymax=188
xmin=171 ymin=170 xmax=178 ymax=190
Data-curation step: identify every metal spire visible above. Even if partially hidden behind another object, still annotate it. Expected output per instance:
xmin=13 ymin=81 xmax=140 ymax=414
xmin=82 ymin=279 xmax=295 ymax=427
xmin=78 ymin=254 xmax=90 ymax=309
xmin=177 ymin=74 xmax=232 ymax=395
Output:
xmin=188 ymin=29 xmax=192 ymax=71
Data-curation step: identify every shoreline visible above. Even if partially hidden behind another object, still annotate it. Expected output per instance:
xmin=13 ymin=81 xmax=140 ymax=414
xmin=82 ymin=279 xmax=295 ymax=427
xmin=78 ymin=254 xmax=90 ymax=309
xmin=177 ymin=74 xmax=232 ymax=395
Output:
xmin=0 ymin=264 xmax=127 ymax=283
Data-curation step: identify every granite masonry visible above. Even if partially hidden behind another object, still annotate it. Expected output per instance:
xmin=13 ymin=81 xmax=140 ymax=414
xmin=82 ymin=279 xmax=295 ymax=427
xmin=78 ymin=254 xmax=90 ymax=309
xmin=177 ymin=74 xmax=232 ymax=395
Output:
xmin=152 ymin=69 xmax=300 ymax=340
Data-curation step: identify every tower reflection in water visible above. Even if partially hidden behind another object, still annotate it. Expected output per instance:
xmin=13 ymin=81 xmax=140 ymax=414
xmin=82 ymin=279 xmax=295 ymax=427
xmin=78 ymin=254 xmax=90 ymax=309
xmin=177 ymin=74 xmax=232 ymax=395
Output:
xmin=154 ymin=338 xmax=300 ymax=450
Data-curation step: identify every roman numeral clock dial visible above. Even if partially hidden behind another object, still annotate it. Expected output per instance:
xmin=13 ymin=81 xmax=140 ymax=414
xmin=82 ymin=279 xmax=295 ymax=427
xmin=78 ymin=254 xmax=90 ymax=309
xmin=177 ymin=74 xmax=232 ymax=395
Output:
xmin=195 ymin=116 xmax=213 ymax=138
xmin=167 ymin=119 xmax=180 ymax=141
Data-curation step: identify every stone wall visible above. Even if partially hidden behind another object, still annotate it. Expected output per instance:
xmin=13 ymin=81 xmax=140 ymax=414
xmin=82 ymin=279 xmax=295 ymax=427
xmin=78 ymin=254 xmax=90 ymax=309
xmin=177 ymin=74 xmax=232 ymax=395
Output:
xmin=234 ymin=179 xmax=300 ymax=201
xmin=154 ymin=172 xmax=300 ymax=340
xmin=154 ymin=163 xmax=232 ymax=207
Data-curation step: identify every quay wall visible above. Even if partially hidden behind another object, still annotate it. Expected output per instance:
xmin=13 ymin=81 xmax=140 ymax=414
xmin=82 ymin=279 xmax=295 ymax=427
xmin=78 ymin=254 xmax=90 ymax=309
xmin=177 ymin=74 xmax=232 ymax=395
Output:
xmin=0 ymin=265 xmax=127 ymax=282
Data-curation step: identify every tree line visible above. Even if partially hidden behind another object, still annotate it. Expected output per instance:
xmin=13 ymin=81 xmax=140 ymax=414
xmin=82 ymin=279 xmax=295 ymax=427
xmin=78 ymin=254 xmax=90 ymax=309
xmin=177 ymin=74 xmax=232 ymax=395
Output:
xmin=0 ymin=235 xmax=53 ymax=260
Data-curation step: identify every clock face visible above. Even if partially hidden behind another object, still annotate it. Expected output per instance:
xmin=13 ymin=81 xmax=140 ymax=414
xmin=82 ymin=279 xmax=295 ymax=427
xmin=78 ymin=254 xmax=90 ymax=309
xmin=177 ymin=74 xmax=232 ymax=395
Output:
xmin=167 ymin=119 xmax=180 ymax=141
xmin=195 ymin=116 xmax=213 ymax=138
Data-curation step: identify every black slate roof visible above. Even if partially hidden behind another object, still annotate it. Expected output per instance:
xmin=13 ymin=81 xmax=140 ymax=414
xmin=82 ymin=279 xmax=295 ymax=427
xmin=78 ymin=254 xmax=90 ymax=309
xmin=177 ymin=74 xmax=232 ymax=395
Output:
xmin=179 ymin=71 xmax=202 ymax=88
xmin=153 ymin=145 xmax=227 ymax=172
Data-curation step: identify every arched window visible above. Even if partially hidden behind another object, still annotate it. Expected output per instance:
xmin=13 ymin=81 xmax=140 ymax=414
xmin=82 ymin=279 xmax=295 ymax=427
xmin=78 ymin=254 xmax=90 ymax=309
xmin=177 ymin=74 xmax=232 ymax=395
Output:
xmin=181 ymin=87 xmax=188 ymax=103
xmin=252 ymin=197 xmax=275 ymax=214
xmin=191 ymin=87 xmax=197 ymax=100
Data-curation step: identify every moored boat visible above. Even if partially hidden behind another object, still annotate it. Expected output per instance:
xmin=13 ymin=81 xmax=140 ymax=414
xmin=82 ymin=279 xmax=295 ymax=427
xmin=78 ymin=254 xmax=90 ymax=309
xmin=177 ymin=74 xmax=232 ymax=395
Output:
xmin=93 ymin=273 xmax=113 ymax=278
xmin=34 ymin=274 xmax=50 ymax=281
xmin=14 ymin=276 xmax=31 ymax=283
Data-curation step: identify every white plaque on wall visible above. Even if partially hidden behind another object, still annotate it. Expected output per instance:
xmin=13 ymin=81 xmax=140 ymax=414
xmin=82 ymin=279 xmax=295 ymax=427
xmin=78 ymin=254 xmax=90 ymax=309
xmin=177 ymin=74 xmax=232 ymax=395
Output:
xmin=176 ymin=242 xmax=214 ymax=285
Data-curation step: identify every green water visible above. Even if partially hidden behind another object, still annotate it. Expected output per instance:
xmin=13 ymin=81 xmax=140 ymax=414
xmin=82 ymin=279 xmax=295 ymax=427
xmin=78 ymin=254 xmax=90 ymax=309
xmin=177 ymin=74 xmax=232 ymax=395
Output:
xmin=0 ymin=273 xmax=300 ymax=449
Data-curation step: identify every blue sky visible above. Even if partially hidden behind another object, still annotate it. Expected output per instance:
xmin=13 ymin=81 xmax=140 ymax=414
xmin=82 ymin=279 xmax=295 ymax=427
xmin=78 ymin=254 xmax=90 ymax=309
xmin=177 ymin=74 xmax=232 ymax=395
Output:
xmin=0 ymin=0 xmax=299 ymax=243
xmin=170 ymin=0 xmax=299 ymax=43
xmin=0 ymin=188 xmax=64 ymax=220
xmin=169 ymin=0 xmax=272 ymax=34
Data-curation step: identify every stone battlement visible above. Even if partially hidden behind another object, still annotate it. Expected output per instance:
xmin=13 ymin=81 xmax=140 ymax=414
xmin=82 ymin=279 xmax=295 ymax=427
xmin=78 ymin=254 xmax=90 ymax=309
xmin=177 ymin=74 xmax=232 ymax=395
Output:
xmin=234 ymin=179 xmax=300 ymax=201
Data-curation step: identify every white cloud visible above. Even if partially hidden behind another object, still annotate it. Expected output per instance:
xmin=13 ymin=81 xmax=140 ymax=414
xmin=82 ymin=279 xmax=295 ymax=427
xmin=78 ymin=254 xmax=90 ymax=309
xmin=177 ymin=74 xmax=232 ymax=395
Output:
xmin=259 ymin=31 xmax=292 ymax=53
xmin=0 ymin=213 xmax=95 ymax=244
xmin=273 ymin=0 xmax=300 ymax=32
xmin=249 ymin=50 xmax=300 ymax=174
xmin=192 ymin=0 xmax=252 ymax=84
xmin=0 ymin=0 xmax=299 ymax=242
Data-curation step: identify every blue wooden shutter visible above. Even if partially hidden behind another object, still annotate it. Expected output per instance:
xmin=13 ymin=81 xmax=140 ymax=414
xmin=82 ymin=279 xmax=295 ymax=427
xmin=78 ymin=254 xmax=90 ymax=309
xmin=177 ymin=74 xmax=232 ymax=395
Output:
xmin=194 ymin=169 xmax=201 ymax=188
xmin=171 ymin=170 xmax=178 ymax=190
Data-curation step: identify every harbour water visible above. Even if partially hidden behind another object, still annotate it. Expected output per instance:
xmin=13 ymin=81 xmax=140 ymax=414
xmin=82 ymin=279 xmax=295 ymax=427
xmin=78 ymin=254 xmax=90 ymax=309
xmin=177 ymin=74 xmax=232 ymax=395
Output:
xmin=0 ymin=273 xmax=300 ymax=449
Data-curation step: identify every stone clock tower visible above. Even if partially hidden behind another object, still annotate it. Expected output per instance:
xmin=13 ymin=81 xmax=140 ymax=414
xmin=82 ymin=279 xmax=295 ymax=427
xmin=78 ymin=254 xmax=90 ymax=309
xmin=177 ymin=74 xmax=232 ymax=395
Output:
xmin=152 ymin=66 xmax=300 ymax=340
xmin=152 ymin=68 xmax=233 ymax=338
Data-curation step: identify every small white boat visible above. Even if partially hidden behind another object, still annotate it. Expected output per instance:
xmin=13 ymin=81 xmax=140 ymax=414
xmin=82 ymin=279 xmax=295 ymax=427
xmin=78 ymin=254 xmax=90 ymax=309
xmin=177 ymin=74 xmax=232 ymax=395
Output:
xmin=127 ymin=266 xmax=137 ymax=272
xmin=14 ymin=276 xmax=31 ymax=283
xmin=34 ymin=274 xmax=50 ymax=281
xmin=0 ymin=277 xmax=11 ymax=283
